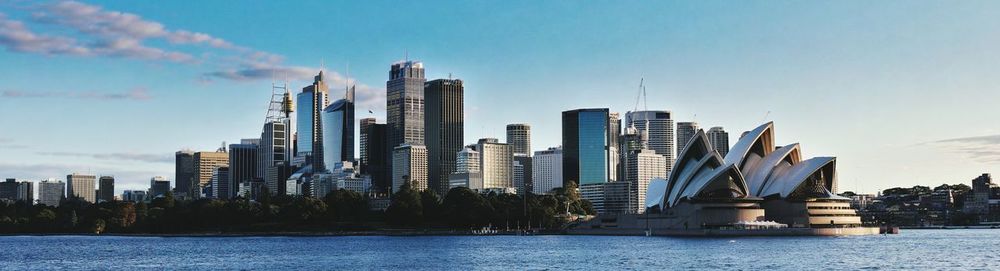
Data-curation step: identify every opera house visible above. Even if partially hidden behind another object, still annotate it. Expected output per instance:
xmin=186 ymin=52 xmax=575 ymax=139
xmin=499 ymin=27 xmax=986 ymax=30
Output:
xmin=571 ymin=122 xmax=879 ymax=236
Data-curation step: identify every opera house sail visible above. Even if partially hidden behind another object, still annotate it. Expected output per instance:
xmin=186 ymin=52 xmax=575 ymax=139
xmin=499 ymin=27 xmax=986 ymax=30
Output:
xmin=572 ymin=122 xmax=877 ymax=236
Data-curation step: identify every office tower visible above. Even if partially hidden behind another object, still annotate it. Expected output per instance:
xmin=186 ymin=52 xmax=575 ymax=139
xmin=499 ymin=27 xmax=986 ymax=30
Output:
xmin=261 ymin=120 xmax=292 ymax=195
xmin=122 ymin=190 xmax=147 ymax=202
xmin=392 ymin=144 xmax=427 ymax=193
xmin=362 ymin=122 xmax=391 ymax=194
xmin=676 ymin=122 xmax=699 ymax=151
xmin=625 ymin=110 xmax=675 ymax=174
xmin=623 ymin=148 xmax=667 ymax=214
xmin=449 ymin=147 xmax=483 ymax=190
xmin=513 ymin=154 xmax=532 ymax=195
xmin=297 ymin=71 xmax=331 ymax=167
xmin=39 ymin=179 xmax=65 ymax=206
xmin=211 ymin=166 xmax=231 ymax=199
xmin=532 ymin=147 xmax=563 ymax=194
xmin=194 ymin=149 xmax=228 ymax=196
xmin=387 ymin=60 xmax=426 ymax=149
xmin=229 ymin=141 xmax=259 ymax=199
xmin=621 ymin=125 xmax=647 ymax=154
xmin=425 ymin=78 xmax=464 ymax=195
xmin=608 ymin=113 xmax=621 ymax=183
xmin=0 ymin=178 xmax=16 ymax=200
xmin=66 ymin=173 xmax=96 ymax=203
xmin=359 ymin=118 xmax=377 ymax=173
xmin=149 ymin=176 xmax=170 ymax=198
xmin=506 ymin=124 xmax=531 ymax=155
xmin=98 ymin=176 xmax=115 ymax=203
xmin=707 ymin=126 xmax=730 ymax=157
xmin=174 ymin=150 xmax=196 ymax=197
xmin=16 ymin=181 xmax=34 ymax=203
xmin=477 ymin=138 xmax=513 ymax=190
xmin=562 ymin=108 xmax=616 ymax=187
xmin=321 ymin=85 xmax=356 ymax=172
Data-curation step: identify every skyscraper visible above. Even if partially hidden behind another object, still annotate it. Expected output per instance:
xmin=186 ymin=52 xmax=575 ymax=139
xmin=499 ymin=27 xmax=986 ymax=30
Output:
xmin=211 ymin=166 xmax=230 ymax=199
xmin=449 ymin=147 xmax=483 ymax=190
xmin=149 ymin=176 xmax=170 ymax=198
xmin=38 ymin=179 xmax=64 ymax=206
xmin=229 ymin=141 xmax=259 ymax=199
xmin=261 ymin=120 xmax=292 ymax=195
xmin=174 ymin=150 xmax=195 ymax=198
xmin=707 ymin=126 xmax=730 ymax=157
xmin=562 ymin=108 xmax=615 ymax=187
xmin=297 ymin=71 xmax=331 ymax=167
xmin=66 ymin=173 xmax=96 ymax=203
xmin=362 ymin=122 xmax=391 ymax=194
xmin=506 ymin=124 xmax=531 ymax=155
xmin=98 ymin=176 xmax=115 ymax=203
xmin=478 ymin=138 xmax=513 ymax=190
xmin=386 ymin=60 xmax=426 ymax=149
xmin=513 ymin=154 xmax=532 ymax=195
xmin=392 ymin=144 xmax=428 ymax=193
xmin=359 ymin=117 xmax=377 ymax=173
xmin=625 ymin=110 xmax=675 ymax=175
xmin=16 ymin=181 xmax=33 ymax=204
xmin=194 ymin=149 xmax=228 ymax=196
xmin=623 ymin=148 xmax=667 ymax=214
xmin=0 ymin=178 xmax=16 ymax=200
xmin=321 ymin=85 xmax=355 ymax=172
xmin=676 ymin=121 xmax=699 ymax=152
xmin=532 ymin=147 xmax=563 ymax=194
xmin=424 ymin=78 xmax=464 ymax=195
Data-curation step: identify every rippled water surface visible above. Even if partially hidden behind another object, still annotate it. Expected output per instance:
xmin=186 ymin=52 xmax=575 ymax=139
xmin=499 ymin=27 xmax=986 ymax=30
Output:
xmin=1 ymin=230 xmax=998 ymax=270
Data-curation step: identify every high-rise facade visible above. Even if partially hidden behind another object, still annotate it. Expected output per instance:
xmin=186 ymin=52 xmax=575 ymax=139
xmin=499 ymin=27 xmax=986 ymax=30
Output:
xmin=513 ymin=154 xmax=532 ymax=195
xmin=707 ymin=126 xmax=730 ymax=157
xmin=477 ymin=138 xmax=513 ymax=190
xmin=98 ymin=176 xmax=115 ymax=203
xmin=174 ymin=150 xmax=196 ymax=197
xmin=0 ymin=178 xmax=16 ymax=200
xmin=362 ymin=122 xmax=391 ymax=194
xmin=359 ymin=117 xmax=377 ymax=173
xmin=676 ymin=121 xmax=699 ymax=152
xmin=392 ymin=144 xmax=428 ymax=193
xmin=149 ymin=176 xmax=170 ymax=198
xmin=532 ymin=147 xmax=563 ymax=194
xmin=228 ymin=141 xmax=259 ymax=199
xmin=297 ymin=71 xmax=330 ymax=167
xmin=194 ymin=149 xmax=228 ymax=195
xmin=66 ymin=173 xmax=96 ymax=203
xmin=16 ymin=181 xmax=33 ymax=203
xmin=321 ymin=85 xmax=356 ymax=172
xmin=506 ymin=124 xmax=531 ymax=156
xmin=624 ymin=148 xmax=667 ymax=214
xmin=38 ymin=179 xmax=64 ymax=206
xmin=562 ymin=108 xmax=616 ymax=187
xmin=424 ymin=78 xmax=464 ymax=195
xmin=211 ymin=166 xmax=230 ymax=199
xmin=386 ymin=60 xmax=426 ymax=149
xmin=625 ymin=110 xmax=675 ymax=175
xmin=261 ymin=120 xmax=292 ymax=195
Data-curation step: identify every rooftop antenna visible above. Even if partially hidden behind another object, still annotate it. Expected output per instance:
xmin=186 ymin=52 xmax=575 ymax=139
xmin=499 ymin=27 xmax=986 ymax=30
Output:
xmin=404 ymin=49 xmax=408 ymax=62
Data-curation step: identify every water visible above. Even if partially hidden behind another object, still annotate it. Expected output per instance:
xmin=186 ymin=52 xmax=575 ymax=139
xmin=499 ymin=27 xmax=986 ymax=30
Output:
xmin=1 ymin=230 xmax=997 ymax=270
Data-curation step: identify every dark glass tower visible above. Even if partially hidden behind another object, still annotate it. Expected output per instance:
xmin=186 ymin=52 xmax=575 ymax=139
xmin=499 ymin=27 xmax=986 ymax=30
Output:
xmin=562 ymin=108 xmax=613 ymax=187
xmin=98 ymin=176 xmax=115 ymax=202
xmin=424 ymin=78 xmax=464 ymax=195
xmin=174 ymin=150 xmax=195 ymax=197
xmin=321 ymin=85 xmax=355 ymax=171
xmin=363 ymin=122 xmax=391 ymax=194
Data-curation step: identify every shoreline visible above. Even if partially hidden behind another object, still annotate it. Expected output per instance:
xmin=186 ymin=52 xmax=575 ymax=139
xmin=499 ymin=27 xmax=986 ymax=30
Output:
xmin=0 ymin=230 xmax=562 ymax=237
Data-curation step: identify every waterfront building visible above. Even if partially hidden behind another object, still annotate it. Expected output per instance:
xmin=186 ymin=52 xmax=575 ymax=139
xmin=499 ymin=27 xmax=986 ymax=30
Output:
xmin=513 ymin=154 xmax=532 ymax=195
xmin=194 ymin=149 xmax=228 ymax=196
xmin=229 ymin=140 xmax=259 ymax=199
xmin=122 ymin=190 xmax=147 ymax=203
xmin=392 ymin=144 xmax=428 ymax=193
xmin=849 ymin=194 xmax=876 ymax=211
xmin=98 ymin=176 xmax=115 ymax=203
xmin=532 ymin=147 xmax=563 ymax=194
xmin=425 ymin=78 xmax=464 ymax=196
xmin=361 ymin=121 xmax=391 ymax=194
xmin=297 ymin=71 xmax=331 ymax=167
xmin=623 ymin=148 xmax=667 ymax=214
xmin=174 ymin=150 xmax=196 ymax=198
xmin=676 ymin=122 xmax=698 ymax=154
xmin=0 ymin=178 xmax=16 ymax=200
xmin=260 ymin=120 xmax=292 ymax=195
xmin=562 ymin=108 xmax=617 ymax=188
xmin=964 ymin=173 xmax=993 ymax=215
xmin=16 ymin=181 xmax=33 ymax=203
xmin=321 ymin=84 xmax=356 ymax=172
xmin=706 ymin=126 xmax=730 ymax=157
xmin=66 ymin=173 xmax=96 ymax=203
xmin=625 ymin=110 xmax=675 ymax=175
xmin=211 ymin=166 xmax=231 ymax=199
xmin=506 ymin=124 xmax=531 ymax=156
xmin=478 ymin=138 xmax=513 ymax=190
xmin=38 ymin=179 xmax=64 ymax=207
xmin=149 ymin=176 xmax=170 ymax=198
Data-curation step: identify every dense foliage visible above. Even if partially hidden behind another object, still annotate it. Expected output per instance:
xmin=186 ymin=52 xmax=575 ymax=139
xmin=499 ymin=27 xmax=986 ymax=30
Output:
xmin=0 ymin=183 xmax=594 ymax=234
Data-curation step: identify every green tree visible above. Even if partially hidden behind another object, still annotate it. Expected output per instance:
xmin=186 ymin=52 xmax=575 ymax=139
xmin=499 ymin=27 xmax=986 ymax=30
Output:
xmin=441 ymin=187 xmax=493 ymax=228
xmin=385 ymin=178 xmax=423 ymax=227
xmin=92 ymin=219 xmax=106 ymax=234
xmin=420 ymin=189 xmax=442 ymax=225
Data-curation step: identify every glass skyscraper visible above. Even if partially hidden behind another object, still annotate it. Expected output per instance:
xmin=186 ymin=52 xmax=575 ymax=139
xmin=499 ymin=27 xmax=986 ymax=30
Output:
xmin=296 ymin=71 xmax=330 ymax=167
xmin=562 ymin=108 xmax=615 ymax=187
xmin=321 ymin=85 xmax=355 ymax=172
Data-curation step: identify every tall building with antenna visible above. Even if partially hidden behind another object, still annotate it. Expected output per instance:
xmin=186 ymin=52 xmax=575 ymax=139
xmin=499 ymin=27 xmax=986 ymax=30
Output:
xmin=625 ymin=111 xmax=675 ymax=175
xmin=321 ymin=82 xmax=356 ymax=171
xmin=387 ymin=60 xmax=426 ymax=193
xmin=261 ymin=82 xmax=294 ymax=195
xmin=425 ymin=78 xmax=464 ymax=195
xmin=297 ymin=72 xmax=330 ymax=168
xmin=676 ymin=122 xmax=699 ymax=152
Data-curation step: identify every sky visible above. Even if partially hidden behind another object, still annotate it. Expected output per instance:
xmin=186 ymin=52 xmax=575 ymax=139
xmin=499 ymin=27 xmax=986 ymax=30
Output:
xmin=1 ymin=1 xmax=999 ymax=196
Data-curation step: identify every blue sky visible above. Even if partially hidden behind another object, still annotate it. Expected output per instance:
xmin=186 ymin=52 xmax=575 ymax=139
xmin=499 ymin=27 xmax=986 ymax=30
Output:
xmin=1 ymin=1 xmax=999 ymax=194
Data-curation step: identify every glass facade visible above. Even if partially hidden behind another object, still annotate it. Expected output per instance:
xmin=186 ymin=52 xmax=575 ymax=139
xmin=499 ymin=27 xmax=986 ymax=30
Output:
xmin=296 ymin=92 xmax=314 ymax=158
xmin=577 ymin=111 xmax=608 ymax=185
xmin=322 ymin=101 xmax=346 ymax=172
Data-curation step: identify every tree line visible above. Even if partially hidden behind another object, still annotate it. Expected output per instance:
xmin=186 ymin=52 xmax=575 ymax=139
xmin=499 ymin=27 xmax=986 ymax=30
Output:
xmin=0 ymin=182 xmax=595 ymax=234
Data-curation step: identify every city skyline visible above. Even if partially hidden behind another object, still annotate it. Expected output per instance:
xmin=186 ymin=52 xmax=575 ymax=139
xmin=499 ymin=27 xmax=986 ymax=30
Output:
xmin=3 ymin=1 xmax=1000 ymax=195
